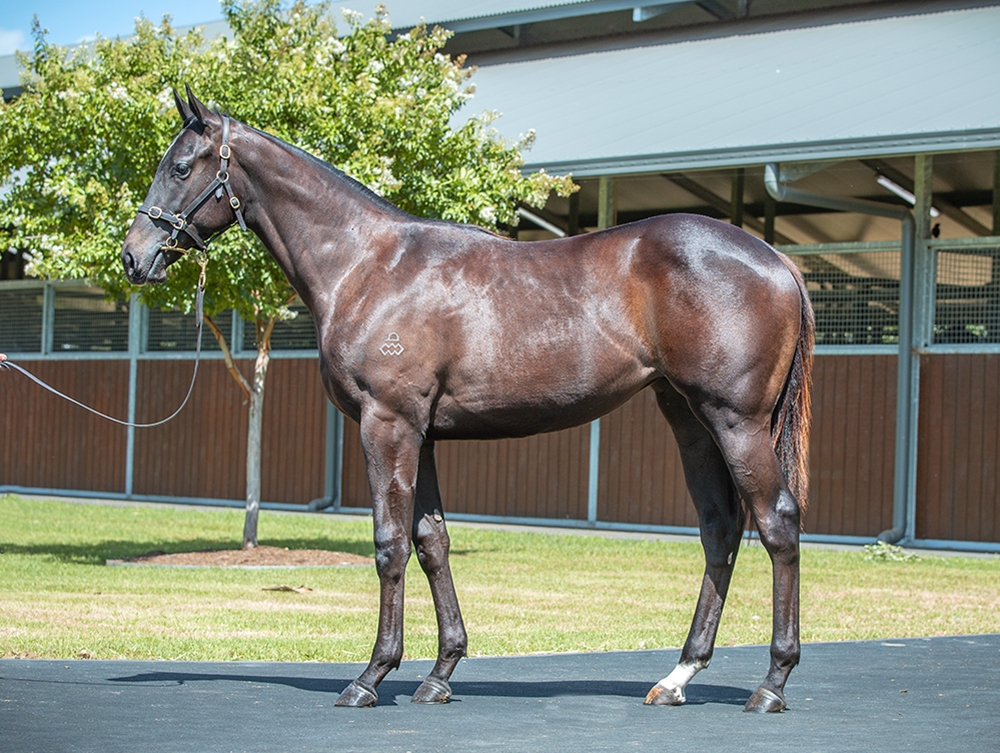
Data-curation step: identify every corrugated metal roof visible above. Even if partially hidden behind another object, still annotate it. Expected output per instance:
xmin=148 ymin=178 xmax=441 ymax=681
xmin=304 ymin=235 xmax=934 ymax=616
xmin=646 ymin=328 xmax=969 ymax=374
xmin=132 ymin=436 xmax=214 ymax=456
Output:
xmin=464 ymin=5 xmax=1000 ymax=175
xmin=3 ymin=4 xmax=997 ymax=176
xmin=334 ymin=1 xmax=643 ymax=31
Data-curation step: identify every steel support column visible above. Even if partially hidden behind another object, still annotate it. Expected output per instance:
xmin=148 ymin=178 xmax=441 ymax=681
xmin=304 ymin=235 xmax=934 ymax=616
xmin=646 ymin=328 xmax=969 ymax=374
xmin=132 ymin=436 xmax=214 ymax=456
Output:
xmin=587 ymin=176 xmax=617 ymax=524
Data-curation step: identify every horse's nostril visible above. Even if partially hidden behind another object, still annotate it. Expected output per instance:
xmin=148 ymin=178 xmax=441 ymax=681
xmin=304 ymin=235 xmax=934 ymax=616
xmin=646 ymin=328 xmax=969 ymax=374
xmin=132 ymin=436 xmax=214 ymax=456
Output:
xmin=123 ymin=250 xmax=136 ymax=274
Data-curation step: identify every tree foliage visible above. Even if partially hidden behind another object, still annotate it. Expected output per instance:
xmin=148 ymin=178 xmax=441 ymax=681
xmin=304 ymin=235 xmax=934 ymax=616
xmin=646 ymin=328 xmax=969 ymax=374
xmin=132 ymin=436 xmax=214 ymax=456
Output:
xmin=0 ymin=0 xmax=574 ymax=323
xmin=0 ymin=0 xmax=575 ymax=548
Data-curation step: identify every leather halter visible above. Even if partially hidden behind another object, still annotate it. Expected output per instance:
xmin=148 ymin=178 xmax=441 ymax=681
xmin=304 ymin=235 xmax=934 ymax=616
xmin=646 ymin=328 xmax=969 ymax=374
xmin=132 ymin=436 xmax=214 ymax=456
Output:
xmin=138 ymin=115 xmax=248 ymax=250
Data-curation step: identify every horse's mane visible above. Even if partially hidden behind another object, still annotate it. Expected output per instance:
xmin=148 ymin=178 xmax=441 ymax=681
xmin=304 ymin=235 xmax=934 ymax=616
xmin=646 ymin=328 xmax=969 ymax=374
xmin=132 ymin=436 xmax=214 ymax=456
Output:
xmin=241 ymin=120 xmax=509 ymax=241
xmin=248 ymin=125 xmax=412 ymax=219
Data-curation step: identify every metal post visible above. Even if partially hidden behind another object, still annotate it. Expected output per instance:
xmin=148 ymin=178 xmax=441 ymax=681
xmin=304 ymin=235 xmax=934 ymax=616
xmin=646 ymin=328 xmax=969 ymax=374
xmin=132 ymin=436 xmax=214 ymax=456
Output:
xmin=41 ymin=283 xmax=54 ymax=355
xmin=907 ymin=154 xmax=934 ymax=542
xmin=587 ymin=176 xmax=617 ymax=525
xmin=731 ymin=167 xmax=745 ymax=227
xmin=598 ymin=175 xmax=616 ymax=229
xmin=125 ymin=293 xmax=143 ymax=497
xmin=993 ymin=151 xmax=1000 ymax=235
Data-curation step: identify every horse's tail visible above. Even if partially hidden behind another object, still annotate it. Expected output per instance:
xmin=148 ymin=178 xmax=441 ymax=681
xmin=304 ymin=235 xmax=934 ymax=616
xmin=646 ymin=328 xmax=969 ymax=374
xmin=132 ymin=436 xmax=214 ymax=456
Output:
xmin=771 ymin=253 xmax=815 ymax=513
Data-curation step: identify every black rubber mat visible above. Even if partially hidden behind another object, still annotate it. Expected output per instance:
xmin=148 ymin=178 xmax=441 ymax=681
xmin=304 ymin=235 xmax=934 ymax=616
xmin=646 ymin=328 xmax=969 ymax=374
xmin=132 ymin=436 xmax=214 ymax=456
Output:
xmin=2 ymin=634 xmax=997 ymax=752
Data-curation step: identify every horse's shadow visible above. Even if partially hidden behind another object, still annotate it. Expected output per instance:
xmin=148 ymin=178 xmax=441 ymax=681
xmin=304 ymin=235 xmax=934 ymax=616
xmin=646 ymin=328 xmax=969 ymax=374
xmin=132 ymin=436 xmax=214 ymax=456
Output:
xmin=107 ymin=670 xmax=749 ymax=707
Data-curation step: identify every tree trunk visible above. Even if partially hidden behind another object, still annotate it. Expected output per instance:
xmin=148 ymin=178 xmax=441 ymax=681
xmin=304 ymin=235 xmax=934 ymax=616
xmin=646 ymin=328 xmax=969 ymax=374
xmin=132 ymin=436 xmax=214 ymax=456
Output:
xmin=205 ymin=313 xmax=276 ymax=550
xmin=242 ymin=317 xmax=275 ymax=550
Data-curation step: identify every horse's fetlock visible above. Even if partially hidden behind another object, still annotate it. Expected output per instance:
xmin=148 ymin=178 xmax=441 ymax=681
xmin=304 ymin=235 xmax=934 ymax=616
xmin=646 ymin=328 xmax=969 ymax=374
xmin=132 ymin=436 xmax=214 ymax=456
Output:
xmin=771 ymin=641 xmax=801 ymax=670
xmin=373 ymin=649 xmax=403 ymax=673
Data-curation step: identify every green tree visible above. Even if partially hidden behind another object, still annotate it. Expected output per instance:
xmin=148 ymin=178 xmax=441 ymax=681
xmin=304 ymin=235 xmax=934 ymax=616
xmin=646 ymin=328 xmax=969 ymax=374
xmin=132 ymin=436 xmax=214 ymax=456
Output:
xmin=0 ymin=0 xmax=574 ymax=547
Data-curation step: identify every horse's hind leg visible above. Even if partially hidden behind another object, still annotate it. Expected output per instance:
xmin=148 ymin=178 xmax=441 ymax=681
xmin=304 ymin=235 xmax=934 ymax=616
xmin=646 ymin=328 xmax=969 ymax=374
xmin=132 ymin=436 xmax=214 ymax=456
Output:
xmin=410 ymin=440 xmax=468 ymax=704
xmin=703 ymin=407 xmax=801 ymax=713
xmin=645 ymin=384 xmax=744 ymax=706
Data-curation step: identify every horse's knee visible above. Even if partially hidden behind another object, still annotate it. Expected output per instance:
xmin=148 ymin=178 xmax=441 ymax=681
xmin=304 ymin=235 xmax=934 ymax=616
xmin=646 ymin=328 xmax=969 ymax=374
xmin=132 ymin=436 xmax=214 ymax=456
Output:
xmin=374 ymin=532 xmax=411 ymax=581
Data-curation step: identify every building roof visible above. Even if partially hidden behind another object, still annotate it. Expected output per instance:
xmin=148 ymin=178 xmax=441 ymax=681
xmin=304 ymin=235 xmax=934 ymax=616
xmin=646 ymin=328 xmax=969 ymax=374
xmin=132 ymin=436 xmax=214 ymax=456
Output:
xmin=2 ymin=2 xmax=998 ymax=177
xmin=461 ymin=3 xmax=1000 ymax=176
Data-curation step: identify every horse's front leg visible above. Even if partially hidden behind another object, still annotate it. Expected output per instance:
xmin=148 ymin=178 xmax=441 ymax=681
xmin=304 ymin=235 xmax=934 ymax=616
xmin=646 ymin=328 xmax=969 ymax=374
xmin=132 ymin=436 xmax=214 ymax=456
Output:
xmin=410 ymin=441 xmax=467 ymax=704
xmin=335 ymin=412 xmax=422 ymax=708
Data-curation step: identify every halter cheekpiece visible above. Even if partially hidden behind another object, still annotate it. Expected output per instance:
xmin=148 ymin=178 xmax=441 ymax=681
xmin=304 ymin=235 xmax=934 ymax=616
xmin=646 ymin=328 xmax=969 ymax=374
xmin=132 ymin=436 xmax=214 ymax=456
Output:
xmin=138 ymin=115 xmax=248 ymax=250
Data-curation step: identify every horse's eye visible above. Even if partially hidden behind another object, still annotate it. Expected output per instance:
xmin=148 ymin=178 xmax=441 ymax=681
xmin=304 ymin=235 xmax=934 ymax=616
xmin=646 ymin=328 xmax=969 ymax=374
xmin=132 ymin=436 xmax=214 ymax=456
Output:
xmin=174 ymin=163 xmax=192 ymax=179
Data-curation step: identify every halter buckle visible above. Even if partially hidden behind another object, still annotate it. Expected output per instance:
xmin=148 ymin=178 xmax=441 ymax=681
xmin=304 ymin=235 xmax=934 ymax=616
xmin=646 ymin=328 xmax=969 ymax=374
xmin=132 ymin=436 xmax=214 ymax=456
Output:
xmin=219 ymin=144 xmax=232 ymax=160
xmin=147 ymin=206 xmax=163 ymax=220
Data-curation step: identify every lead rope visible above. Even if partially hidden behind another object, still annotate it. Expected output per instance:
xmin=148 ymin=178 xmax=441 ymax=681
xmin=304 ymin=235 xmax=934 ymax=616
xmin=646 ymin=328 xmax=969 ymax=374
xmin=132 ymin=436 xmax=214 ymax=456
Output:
xmin=0 ymin=258 xmax=208 ymax=429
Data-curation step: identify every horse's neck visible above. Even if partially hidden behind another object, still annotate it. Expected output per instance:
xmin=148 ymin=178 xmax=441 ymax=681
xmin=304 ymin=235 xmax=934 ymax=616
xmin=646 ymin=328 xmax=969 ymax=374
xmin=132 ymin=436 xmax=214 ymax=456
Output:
xmin=236 ymin=125 xmax=404 ymax=313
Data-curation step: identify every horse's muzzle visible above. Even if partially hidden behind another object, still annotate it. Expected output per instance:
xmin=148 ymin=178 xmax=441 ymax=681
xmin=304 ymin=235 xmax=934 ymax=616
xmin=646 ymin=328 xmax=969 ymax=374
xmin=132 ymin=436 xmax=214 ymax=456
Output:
xmin=122 ymin=246 xmax=145 ymax=285
xmin=122 ymin=243 xmax=176 ymax=285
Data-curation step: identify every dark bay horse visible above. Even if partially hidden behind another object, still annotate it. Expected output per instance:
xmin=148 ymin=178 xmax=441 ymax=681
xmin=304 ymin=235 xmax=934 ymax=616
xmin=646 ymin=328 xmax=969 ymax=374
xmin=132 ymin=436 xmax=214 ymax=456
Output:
xmin=122 ymin=90 xmax=814 ymax=713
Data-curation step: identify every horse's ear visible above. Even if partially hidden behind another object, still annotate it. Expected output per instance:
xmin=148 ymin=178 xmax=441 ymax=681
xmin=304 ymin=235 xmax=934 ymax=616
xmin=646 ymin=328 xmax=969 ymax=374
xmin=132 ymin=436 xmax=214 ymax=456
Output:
xmin=184 ymin=83 xmax=212 ymax=127
xmin=174 ymin=87 xmax=194 ymax=124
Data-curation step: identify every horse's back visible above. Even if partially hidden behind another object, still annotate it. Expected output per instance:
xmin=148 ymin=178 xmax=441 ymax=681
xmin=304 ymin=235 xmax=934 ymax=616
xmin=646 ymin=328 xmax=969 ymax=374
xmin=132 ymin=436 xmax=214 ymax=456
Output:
xmin=323 ymin=212 xmax=804 ymax=438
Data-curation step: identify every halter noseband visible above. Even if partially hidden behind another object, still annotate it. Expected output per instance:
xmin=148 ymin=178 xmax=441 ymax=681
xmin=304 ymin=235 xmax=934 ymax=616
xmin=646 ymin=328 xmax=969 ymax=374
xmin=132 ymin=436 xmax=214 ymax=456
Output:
xmin=138 ymin=115 xmax=248 ymax=251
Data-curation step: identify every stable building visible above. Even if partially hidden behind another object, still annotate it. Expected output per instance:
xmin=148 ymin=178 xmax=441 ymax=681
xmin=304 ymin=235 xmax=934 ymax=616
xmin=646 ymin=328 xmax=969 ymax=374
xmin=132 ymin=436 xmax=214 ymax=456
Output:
xmin=2 ymin=0 xmax=999 ymax=550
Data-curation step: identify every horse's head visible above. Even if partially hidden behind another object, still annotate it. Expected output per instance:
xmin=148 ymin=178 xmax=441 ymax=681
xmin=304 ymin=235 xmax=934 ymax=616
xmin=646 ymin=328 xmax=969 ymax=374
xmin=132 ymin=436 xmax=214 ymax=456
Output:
xmin=122 ymin=86 xmax=246 ymax=285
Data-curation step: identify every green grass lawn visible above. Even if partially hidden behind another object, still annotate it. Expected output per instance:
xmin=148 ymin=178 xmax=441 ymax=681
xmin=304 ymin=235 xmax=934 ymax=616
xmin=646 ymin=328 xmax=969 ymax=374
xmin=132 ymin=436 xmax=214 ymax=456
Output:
xmin=1 ymin=494 xmax=998 ymax=662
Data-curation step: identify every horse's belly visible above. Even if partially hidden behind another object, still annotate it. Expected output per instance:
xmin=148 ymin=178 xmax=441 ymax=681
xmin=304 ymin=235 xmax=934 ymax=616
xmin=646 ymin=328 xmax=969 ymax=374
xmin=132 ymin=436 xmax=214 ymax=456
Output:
xmin=428 ymin=363 xmax=656 ymax=440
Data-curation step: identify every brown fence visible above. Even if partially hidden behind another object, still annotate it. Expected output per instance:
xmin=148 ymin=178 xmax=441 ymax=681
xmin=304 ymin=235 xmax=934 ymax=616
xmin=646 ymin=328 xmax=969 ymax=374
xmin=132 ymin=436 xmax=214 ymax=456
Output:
xmin=0 ymin=359 xmax=129 ymax=493
xmin=1 ymin=357 xmax=326 ymax=505
xmin=916 ymin=354 xmax=1000 ymax=542
xmin=339 ymin=354 xmax=902 ymax=538
xmin=597 ymin=388 xmax=696 ymax=528
xmin=132 ymin=358 xmax=328 ymax=504
xmin=2 ymin=353 xmax=998 ymax=544
xmin=808 ymin=354 xmax=897 ymax=537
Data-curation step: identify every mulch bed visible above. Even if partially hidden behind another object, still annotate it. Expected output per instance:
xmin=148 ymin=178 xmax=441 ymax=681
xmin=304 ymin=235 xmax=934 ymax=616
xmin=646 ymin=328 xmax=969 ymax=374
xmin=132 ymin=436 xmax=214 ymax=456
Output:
xmin=107 ymin=545 xmax=373 ymax=568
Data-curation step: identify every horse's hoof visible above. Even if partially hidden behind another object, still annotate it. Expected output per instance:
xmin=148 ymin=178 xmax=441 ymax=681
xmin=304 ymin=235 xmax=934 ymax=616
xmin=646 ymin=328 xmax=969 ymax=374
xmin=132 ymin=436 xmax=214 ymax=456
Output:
xmin=644 ymin=682 xmax=685 ymax=706
xmin=411 ymin=676 xmax=452 ymax=704
xmin=743 ymin=686 xmax=786 ymax=713
xmin=335 ymin=681 xmax=378 ymax=707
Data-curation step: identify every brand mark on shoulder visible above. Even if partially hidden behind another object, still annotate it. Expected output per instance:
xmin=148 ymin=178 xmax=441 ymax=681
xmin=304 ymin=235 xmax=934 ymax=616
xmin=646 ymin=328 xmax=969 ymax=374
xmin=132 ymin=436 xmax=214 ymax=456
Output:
xmin=380 ymin=332 xmax=404 ymax=356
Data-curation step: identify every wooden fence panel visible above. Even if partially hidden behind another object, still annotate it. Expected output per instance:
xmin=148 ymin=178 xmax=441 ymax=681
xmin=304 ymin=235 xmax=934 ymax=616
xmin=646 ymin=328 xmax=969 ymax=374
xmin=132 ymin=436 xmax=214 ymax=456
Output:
xmin=436 ymin=430 xmax=590 ymax=520
xmin=14 ymin=352 xmax=993 ymax=544
xmin=917 ymin=354 xmax=1000 ymax=542
xmin=133 ymin=360 xmax=248 ymax=500
xmin=339 ymin=421 xmax=590 ymax=520
xmin=132 ymin=358 xmax=326 ymax=505
xmin=340 ymin=417 xmax=370 ymax=508
xmin=260 ymin=358 xmax=326 ymax=505
xmin=0 ymin=360 xmax=128 ymax=493
xmin=597 ymin=389 xmax=696 ymax=528
xmin=596 ymin=356 xmax=898 ymax=536
xmin=807 ymin=354 xmax=896 ymax=537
